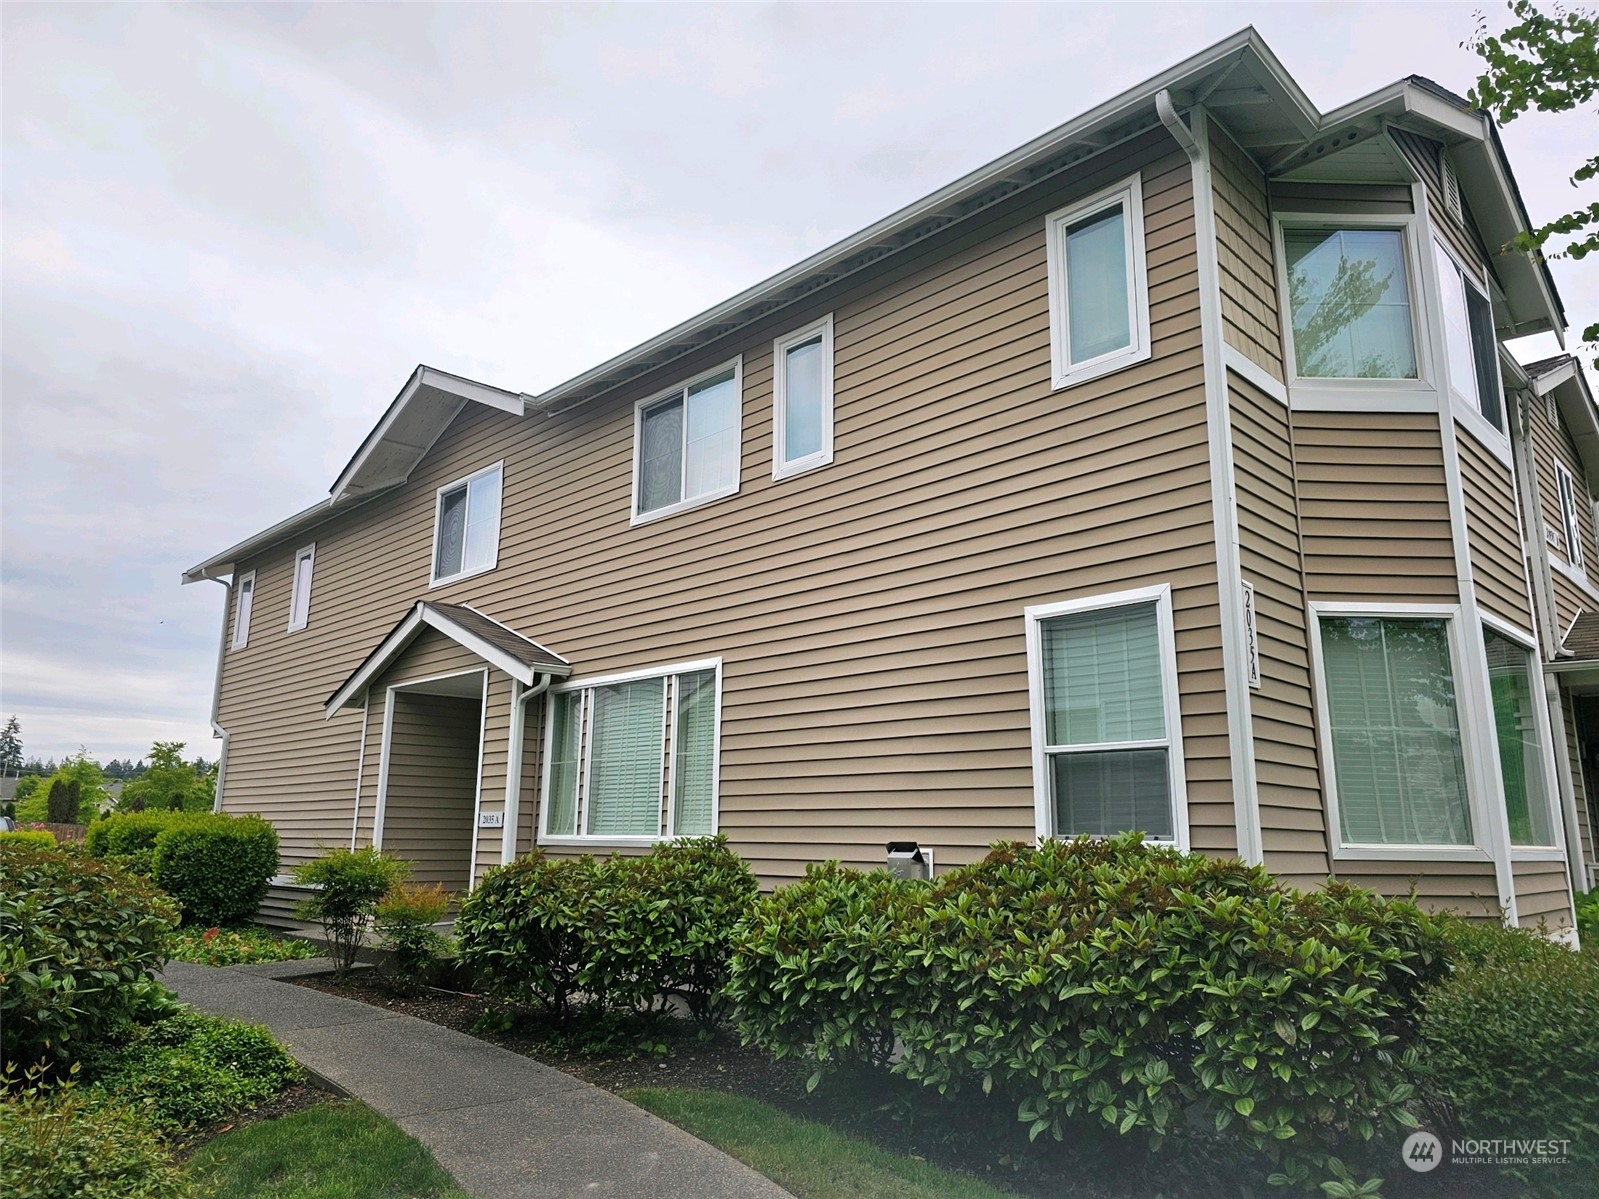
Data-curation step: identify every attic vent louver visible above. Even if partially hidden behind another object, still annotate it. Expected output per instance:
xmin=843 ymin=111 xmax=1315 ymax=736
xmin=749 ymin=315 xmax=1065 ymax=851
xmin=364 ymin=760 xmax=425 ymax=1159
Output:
xmin=1441 ymin=155 xmax=1463 ymax=223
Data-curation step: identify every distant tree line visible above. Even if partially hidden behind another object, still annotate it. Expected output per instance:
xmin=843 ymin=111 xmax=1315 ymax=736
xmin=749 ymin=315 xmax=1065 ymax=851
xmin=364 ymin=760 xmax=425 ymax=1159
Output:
xmin=1 ymin=716 xmax=215 ymax=823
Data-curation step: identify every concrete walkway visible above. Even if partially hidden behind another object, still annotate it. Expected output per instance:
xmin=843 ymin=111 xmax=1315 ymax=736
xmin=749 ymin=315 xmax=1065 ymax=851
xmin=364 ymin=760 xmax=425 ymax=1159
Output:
xmin=161 ymin=960 xmax=794 ymax=1199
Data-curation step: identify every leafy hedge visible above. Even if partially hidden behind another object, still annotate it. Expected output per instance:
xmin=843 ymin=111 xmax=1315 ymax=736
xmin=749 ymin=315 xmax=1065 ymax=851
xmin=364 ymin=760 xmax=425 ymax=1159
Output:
xmin=84 ymin=810 xmax=278 ymax=925
xmin=0 ymin=844 xmax=179 ymax=1070
xmin=1416 ymin=919 xmax=1599 ymax=1172
xmin=730 ymin=836 xmax=1448 ymax=1188
xmin=0 ymin=831 xmax=57 ymax=850
xmin=79 ymin=1010 xmax=302 ymax=1131
xmin=457 ymin=837 xmax=757 ymax=1023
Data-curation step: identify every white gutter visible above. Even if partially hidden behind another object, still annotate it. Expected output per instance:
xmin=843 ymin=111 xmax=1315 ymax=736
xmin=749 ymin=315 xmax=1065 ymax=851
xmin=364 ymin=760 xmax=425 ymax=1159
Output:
xmin=501 ymin=673 xmax=553 ymax=864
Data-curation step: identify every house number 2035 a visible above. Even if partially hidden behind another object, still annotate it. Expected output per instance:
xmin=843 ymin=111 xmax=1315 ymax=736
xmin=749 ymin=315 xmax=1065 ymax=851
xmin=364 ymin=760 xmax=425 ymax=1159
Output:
xmin=477 ymin=812 xmax=506 ymax=828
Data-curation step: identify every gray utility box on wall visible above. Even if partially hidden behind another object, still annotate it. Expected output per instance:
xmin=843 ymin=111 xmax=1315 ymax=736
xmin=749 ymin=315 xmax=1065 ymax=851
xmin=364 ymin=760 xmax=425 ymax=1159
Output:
xmin=886 ymin=842 xmax=933 ymax=881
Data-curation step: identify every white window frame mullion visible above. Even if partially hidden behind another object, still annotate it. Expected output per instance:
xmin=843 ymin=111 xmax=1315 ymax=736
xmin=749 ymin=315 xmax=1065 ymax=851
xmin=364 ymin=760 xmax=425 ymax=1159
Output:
xmin=1023 ymin=583 xmax=1188 ymax=849
xmin=1308 ymin=600 xmax=1492 ymax=862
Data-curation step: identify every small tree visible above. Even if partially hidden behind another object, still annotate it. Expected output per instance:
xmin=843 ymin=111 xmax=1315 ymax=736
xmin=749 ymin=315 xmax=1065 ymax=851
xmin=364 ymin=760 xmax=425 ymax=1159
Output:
xmin=0 ymin=716 xmax=22 ymax=778
xmin=293 ymin=848 xmax=409 ymax=981
xmin=120 ymin=741 xmax=208 ymax=812
xmin=44 ymin=779 xmax=81 ymax=824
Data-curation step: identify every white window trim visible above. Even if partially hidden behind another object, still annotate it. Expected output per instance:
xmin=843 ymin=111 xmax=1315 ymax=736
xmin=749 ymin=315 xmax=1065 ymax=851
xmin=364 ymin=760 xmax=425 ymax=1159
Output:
xmin=287 ymin=544 xmax=316 ymax=633
xmin=1555 ymin=460 xmax=1585 ymax=575
xmin=771 ymin=315 xmax=835 ymax=480
xmin=429 ymin=461 xmax=505 ymax=588
xmin=538 ymin=656 xmax=723 ymax=848
xmin=630 ymin=358 xmax=744 ymax=526
xmin=1273 ymin=212 xmax=1437 ymax=408
xmin=1045 ymin=172 xmax=1152 ymax=391
xmin=1307 ymin=601 xmax=1491 ymax=862
xmin=1023 ymin=584 xmax=1189 ymax=850
xmin=230 ymin=571 xmax=255 ymax=650
xmin=1480 ymin=612 xmax=1565 ymax=859
xmin=1426 ymin=236 xmax=1512 ymax=466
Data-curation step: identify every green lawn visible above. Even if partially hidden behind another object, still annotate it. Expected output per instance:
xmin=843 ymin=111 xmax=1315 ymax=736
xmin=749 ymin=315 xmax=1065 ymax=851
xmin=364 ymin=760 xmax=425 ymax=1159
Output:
xmin=188 ymin=1100 xmax=470 ymax=1199
xmin=627 ymin=1087 xmax=1020 ymax=1199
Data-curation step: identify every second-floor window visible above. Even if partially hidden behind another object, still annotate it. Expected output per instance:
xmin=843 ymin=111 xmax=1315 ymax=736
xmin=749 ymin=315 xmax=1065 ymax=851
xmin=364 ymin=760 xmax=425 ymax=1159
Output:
xmin=231 ymin=571 xmax=255 ymax=650
xmin=1434 ymin=240 xmax=1502 ymax=432
xmin=1283 ymin=226 xmax=1418 ymax=381
xmin=1045 ymin=174 xmax=1151 ymax=390
xmin=432 ymin=462 xmax=503 ymax=586
xmin=634 ymin=361 xmax=742 ymax=522
xmin=1556 ymin=460 xmax=1585 ymax=572
xmin=773 ymin=316 xmax=834 ymax=479
xmin=287 ymin=544 xmax=315 ymax=632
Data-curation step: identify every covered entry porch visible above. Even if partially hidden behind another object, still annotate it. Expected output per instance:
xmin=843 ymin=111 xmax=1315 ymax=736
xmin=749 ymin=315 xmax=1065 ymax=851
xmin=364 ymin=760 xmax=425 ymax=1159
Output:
xmin=326 ymin=600 xmax=570 ymax=894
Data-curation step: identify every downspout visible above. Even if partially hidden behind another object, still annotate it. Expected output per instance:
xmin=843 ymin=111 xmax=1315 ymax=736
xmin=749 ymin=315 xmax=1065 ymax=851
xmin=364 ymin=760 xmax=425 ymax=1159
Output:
xmin=204 ymin=578 xmax=233 ymax=812
xmin=1157 ymin=90 xmax=1264 ymax=865
xmin=501 ymin=672 xmax=553 ymax=865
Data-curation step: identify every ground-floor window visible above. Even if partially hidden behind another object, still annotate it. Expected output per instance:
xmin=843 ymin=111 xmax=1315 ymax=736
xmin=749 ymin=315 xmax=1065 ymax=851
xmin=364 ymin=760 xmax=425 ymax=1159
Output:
xmin=1315 ymin=609 xmax=1474 ymax=848
xmin=1483 ymin=625 xmax=1556 ymax=847
xmin=541 ymin=659 xmax=720 ymax=843
xmin=1025 ymin=585 xmax=1186 ymax=845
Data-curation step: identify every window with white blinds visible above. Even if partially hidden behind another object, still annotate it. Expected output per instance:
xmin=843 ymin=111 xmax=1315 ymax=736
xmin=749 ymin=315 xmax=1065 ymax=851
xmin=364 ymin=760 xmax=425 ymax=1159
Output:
xmin=1027 ymin=589 xmax=1182 ymax=843
xmin=1318 ymin=614 xmax=1473 ymax=847
xmin=540 ymin=662 xmax=721 ymax=841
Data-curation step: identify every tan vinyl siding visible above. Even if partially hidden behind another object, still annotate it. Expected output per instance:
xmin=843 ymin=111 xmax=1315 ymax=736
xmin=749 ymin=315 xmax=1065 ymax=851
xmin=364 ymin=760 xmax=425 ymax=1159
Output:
xmin=1458 ymin=424 xmax=1534 ymax=631
xmin=473 ymin=673 xmax=514 ymax=880
xmin=1337 ymin=859 xmax=1501 ymax=918
xmin=257 ymin=882 xmax=314 ymax=931
xmin=217 ymin=134 xmax=1231 ymax=885
xmin=1511 ymin=859 xmax=1574 ymax=930
xmin=1389 ymin=127 xmax=1490 ymax=277
xmin=1294 ymin=411 xmax=1458 ymax=601
xmin=381 ymin=690 xmax=481 ymax=893
xmin=1528 ymin=396 xmax=1598 ymax=632
xmin=1209 ymin=119 xmax=1283 ymax=380
xmin=1230 ymin=373 xmax=1327 ymax=884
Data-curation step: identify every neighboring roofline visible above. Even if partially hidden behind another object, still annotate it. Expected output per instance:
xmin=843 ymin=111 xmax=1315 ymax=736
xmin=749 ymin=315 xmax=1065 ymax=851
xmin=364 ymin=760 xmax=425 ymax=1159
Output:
xmin=324 ymin=601 xmax=571 ymax=717
xmin=181 ymin=488 xmax=396 ymax=584
xmin=330 ymin=364 xmax=530 ymax=505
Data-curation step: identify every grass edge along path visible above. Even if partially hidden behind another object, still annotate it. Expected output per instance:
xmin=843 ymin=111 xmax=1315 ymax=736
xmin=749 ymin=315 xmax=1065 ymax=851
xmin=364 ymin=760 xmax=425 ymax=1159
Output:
xmin=187 ymin=1098 xmax=471 ymax=1199
xmin=626 ymin=1086 xmax=1020 ymax=1199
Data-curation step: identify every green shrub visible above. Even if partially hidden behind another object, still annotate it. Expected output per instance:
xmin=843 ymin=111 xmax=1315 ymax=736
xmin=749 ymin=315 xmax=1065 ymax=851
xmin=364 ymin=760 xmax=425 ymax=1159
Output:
xmin=82 ymin=810 xmax=172 ymax=875
xmin=0 ymin=1071 xmax=195 ymax=1199
xmin=0 ymin=844 xmax=179 ymax=1070
xmin=151 ymin=812 xmax=278 ymax=925
xmin=375 ymin=881 xmax=454 ymax=994
xmin=894 ymin=838 xmax=1446 ymax=1185
xmin=293 ymin=847 xmax=409 ymax=980
xmin=728 ymin=862 xmax=925 ymax=1077
xmin=168 ymin=925 xmax=318 ymax=967
xmin=1416 ymin=921 xmax=1599 ymax=1171
xmin=79 ymin=1010 xmax=302 ymax=1131
xmin=1576 ymin=887 xmax=1599 ymax=947
xmin=0 ymin=830 xmax=56 ymax=850
xmin=457 ymin=851 xmax=604 ymax=1018
xmin=590 ymin=837 xmax=759 ymax=1027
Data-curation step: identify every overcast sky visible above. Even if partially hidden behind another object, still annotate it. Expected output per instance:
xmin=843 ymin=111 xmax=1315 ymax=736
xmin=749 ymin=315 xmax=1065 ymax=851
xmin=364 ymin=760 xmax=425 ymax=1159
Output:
xmin=2 ymin=2 xmax=1594 ymax=765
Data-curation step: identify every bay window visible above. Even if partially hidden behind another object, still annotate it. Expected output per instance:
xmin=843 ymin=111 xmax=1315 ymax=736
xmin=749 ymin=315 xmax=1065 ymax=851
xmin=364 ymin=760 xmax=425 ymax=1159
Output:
xmin=1434 ymin=240 xmax=1503 ymax=432
xmin=541 ymin=661 xmax=721 ymax=842
xmin=1283 ymin=226 xmax=1418 ymax=381
xmin=1316 ymin=611 xmax=1473 ymax=848
xmin=1483 ymin=627 xmax=1555 ymax=847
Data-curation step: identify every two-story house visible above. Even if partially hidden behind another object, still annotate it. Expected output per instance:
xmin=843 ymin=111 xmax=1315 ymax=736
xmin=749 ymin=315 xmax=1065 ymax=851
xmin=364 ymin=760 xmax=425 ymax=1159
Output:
xmin=184 ymin=29 xmax=1593 ymax=939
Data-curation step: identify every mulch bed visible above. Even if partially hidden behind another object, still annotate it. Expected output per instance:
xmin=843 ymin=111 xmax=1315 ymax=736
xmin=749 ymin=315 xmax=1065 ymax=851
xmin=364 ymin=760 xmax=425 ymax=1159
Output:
xmin=175 ymin=1083 xmax=334 ymax=1157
